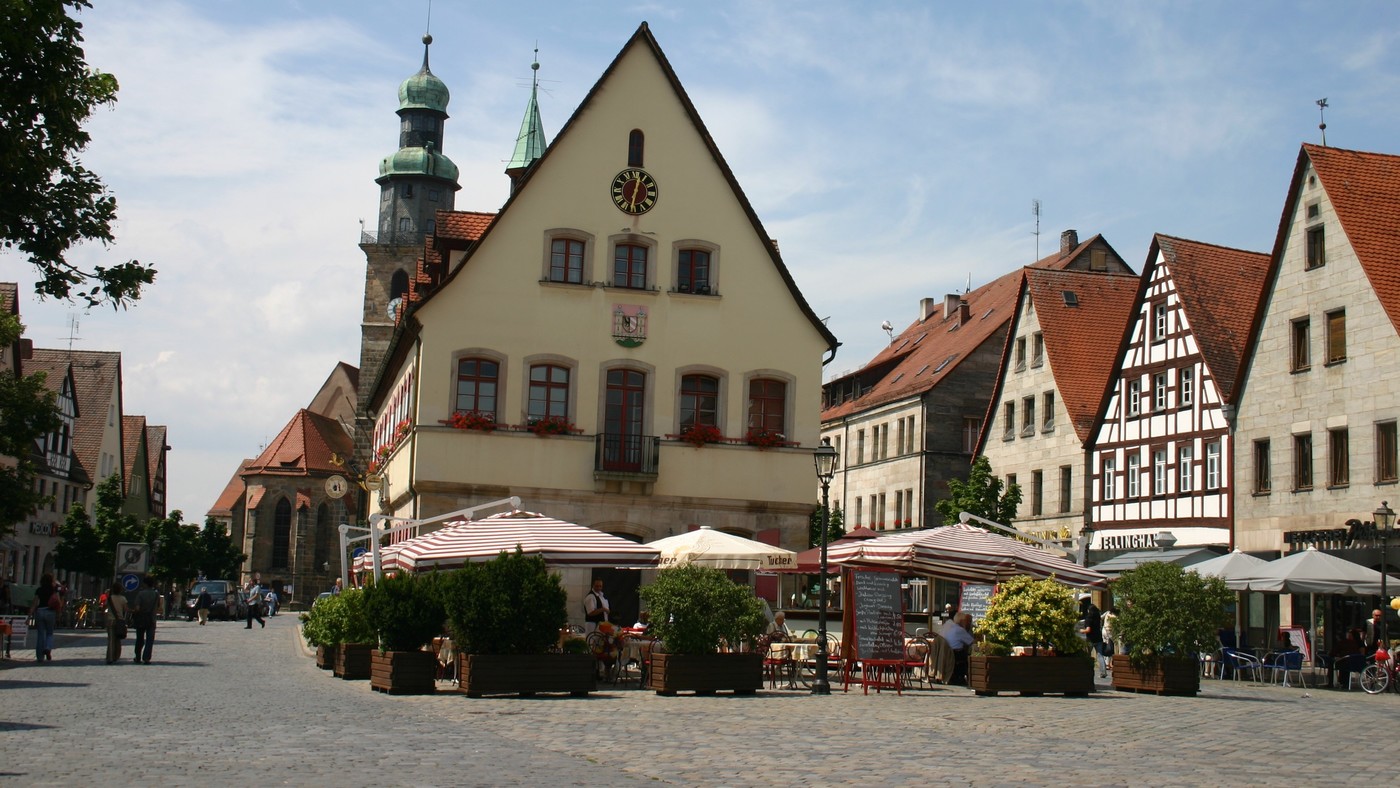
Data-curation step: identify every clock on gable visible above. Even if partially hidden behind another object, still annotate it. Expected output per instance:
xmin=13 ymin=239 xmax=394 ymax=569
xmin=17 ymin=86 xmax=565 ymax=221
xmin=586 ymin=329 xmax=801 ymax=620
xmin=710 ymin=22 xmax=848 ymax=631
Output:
xmin=611 ymin=169 xmax=658 ymax=214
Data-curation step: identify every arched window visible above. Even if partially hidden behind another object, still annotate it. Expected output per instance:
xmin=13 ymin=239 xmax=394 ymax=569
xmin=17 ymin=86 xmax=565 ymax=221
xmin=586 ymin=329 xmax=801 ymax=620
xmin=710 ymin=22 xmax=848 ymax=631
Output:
xmin=314 ymin=503 xmax=330 ymax=571
xmin=628 ymin=129 xmax=644 ymax=167
xmin=528 ymin=364 xmax=570 ymax=420
xmin=680 ymin=374 xmax=719 ymax=428
xmin=456 ymin=358 xmax=499 ymax=416
xmin=748 ymin=378 xmax=787 ymax=436
xmin=390 ymin=269 xmax=410 ymax=301
xmin=273 ymin=497 xmax=292 ymax=568
xmin=613 ymin=244 xmax=648 ymax=289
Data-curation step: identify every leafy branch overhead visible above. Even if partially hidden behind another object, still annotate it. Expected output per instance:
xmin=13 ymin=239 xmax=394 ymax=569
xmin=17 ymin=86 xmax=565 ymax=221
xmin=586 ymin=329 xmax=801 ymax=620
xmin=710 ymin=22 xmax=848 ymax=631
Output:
xmin=0 ymin=0 xmax=156 ymax=307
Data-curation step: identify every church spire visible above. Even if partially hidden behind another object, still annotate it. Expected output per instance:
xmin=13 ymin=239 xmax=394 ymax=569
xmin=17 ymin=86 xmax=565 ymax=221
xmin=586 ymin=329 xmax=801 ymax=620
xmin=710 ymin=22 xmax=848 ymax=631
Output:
xmin=506 ymin=50 xmax=548 ymax=193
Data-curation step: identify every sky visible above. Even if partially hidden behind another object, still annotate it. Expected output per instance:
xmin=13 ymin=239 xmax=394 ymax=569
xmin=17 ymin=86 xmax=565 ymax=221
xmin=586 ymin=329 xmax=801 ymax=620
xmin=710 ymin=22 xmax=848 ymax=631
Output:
xmin=6 ymin=0 xmax=1400 ymax=523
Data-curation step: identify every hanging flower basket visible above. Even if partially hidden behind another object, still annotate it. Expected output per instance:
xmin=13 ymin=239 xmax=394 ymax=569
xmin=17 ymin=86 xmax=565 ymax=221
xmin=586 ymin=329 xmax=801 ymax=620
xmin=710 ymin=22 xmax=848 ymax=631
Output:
xmin=745 ymin=427 xmax=785 ymax=449
xmin=528 ymin=415 xmax=576 ymax=436
xmin=446 ymin=410 xmax=497 ymax=432
xmin=679 ymin=423 xmax=723 ymax=447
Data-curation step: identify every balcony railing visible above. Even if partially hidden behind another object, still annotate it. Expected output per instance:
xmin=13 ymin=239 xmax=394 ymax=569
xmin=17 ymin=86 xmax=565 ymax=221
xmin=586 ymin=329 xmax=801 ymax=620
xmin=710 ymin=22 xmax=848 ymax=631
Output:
xmin=360 ymin=229 xmax=427 ymax=246
xmin=595 ymin=434 xmax=660 ymax=475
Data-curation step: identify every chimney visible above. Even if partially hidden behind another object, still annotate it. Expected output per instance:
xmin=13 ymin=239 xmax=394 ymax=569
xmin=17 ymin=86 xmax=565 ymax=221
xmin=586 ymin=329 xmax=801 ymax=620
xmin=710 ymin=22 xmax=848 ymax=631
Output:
xmin=944 ymin=293 xmax=961 ymax=320
xmin=1060 ymin=229 xmax=1079 ymax=257
xmin=920 ymin=297 xmax=937 ymax=321
xmin=959 ymin=299 xmax=971 ymax=325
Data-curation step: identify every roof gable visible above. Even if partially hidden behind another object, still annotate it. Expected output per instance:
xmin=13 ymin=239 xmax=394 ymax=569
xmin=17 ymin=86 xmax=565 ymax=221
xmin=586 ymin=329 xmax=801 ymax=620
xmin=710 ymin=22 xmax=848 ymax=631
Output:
xmin=33 ymin=349 xmax=120 ymax=482
xmin=244 ymin=409 xmax=354 ymax=477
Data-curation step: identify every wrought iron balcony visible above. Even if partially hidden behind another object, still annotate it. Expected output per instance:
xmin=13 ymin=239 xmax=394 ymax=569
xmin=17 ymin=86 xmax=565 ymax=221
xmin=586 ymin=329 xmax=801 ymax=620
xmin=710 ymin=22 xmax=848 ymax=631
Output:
xmin=594 ymin=434 xmax=660 ymax=477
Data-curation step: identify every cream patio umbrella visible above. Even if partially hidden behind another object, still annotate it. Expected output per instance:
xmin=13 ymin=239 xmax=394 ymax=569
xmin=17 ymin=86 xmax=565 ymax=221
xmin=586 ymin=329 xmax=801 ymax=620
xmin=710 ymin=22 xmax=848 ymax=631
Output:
xmin=1189 ymin=549 xmax=1270 ymax=648
xmin=644 ymin=526 xmax=797 ymax=571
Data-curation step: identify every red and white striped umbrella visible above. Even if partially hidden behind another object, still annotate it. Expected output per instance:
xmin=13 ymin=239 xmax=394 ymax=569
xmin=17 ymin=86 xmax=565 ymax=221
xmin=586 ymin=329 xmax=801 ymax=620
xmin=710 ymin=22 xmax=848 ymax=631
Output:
xmin=358 ymin=510 xmax=660 ymax=572
xmin=825 ymin=524 xmax=1106 ymax=588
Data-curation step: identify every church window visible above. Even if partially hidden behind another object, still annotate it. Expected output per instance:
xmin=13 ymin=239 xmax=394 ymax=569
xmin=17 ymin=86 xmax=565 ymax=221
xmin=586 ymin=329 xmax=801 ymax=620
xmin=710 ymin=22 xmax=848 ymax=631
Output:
xmin=401 ymin=183 xmax=414 ymax=199
xmin=390 ymin=270 xmax=410 ymax=302
xmin=273 ymin=497 xmax=291 ymax=568
xmin=628 ymin=129 xmax=645 ymax=167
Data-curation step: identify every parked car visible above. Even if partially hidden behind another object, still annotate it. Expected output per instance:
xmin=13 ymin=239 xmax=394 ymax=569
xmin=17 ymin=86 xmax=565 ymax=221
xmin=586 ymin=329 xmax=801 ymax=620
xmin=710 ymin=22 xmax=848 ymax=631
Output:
xmin=183 ymin=580 xmax=247 ymax=621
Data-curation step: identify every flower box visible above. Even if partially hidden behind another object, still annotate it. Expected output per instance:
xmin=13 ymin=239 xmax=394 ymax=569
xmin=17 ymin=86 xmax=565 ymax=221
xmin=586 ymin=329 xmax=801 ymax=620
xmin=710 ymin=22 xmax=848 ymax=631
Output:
xmin=458 ymin=653 xmax=596 ymax=698
xmin=1110 ymin=655 xmax=1200 ymax=696
xmin=678 ymin=423 xmax=723 ymax=447
xmin=744 ymin=428 xmax=786 ymax=449
xmin=647 ymin=652 xmax=763 ymax=696
xmin=527 ymin=415 xmax=577 ymax=436
xmin=370 ymin=649 xmax=437 ymax=695
xmin=334 ymin=642 xmax=373 ymax=680
xmin=316 ymin=644 xmax=337 ymax=671
xmin=968 ymin=654 xmax=1094 ymax=697
xmin=446 ymin=410 xmax=497 ymax=432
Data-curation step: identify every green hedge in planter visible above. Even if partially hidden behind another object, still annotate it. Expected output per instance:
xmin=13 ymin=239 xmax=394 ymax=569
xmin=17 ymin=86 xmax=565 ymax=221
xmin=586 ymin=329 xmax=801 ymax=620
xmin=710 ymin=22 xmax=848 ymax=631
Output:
xmin=442 ymin=550 xmax=567 ymax=655
xmin=362 ymin=572 xmax=446 ymax=653
xmin=1114 ymin=562 xmax=1231 ymax=667
xmin=973 ymin=575 xmax=1083 ymax=657
xmin=639 ymin=564 xmax=765 ymax=654
xmin=301 ymin=588 xmax=375 ymax=647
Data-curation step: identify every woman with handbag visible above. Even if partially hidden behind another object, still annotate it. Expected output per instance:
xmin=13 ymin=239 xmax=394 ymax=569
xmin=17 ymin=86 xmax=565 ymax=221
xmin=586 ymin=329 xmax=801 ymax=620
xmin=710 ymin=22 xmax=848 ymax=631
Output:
xmin=105 ymin=581 xmax=129 ymax=665
xmin=29 ymin=573 xmax=59 ymax=662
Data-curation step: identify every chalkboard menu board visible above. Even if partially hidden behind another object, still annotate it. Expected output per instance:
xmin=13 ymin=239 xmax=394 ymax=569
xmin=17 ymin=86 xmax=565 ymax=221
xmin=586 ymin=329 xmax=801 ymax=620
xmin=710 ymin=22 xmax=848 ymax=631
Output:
xmin=959 ymin=583 xmax=995 ymax=624
xmin=852 ymin=570 xmax=905 ymax=661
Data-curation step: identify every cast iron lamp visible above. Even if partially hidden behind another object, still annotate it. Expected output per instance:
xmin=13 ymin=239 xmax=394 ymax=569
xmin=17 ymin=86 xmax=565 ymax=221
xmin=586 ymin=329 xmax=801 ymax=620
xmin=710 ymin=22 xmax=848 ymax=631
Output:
xmin=812 ymin=438 xmax=840 ymax=695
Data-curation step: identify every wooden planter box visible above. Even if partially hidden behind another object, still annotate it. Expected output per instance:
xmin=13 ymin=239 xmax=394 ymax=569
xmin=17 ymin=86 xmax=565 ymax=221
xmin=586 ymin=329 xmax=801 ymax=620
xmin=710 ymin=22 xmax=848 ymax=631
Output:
xmin=1110 ymin=655 xmax=1200 ymax=696
xmin=334 ymin=642 xmax=373 ymax=680
xmin=968 ymin=655 xmax=1095 ymax=697
xmin=648 ymin=652 xmax=763 ymax=696
xmin=371 ymin=649 xmax=437 ymax=695
xmin=316 ymin=644 xmax=337 ymax=671
xmin=459 ymin=653 xmax=596 ymax=698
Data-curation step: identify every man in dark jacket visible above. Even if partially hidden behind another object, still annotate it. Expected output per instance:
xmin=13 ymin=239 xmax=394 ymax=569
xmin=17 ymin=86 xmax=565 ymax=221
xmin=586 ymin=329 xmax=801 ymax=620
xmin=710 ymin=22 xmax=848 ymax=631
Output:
xmin=1079 ymin=593 xmax=1106 ymax=678
xmin=130 ymin=576 xmax=161 ymax=664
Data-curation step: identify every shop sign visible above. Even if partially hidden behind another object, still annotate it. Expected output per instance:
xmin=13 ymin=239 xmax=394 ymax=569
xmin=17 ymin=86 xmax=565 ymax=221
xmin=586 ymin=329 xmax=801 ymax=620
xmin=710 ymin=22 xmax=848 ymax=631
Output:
xmin=1284 ymin=518 xmax=1381 ymax=551
xmin=28 ymin=521 xmax=58 ymax=537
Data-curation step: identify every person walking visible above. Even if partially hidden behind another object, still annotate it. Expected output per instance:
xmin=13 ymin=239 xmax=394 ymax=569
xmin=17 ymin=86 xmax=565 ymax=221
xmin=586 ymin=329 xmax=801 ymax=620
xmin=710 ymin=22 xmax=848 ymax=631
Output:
xmin=1078 ymin=593 xmax=1107 ymax=678
xmin=105 ymin=581 xmax=129 ymax=664
xmin=29 ymin=573 xmax=60 ymax=662
xmin=245 ymin=578 xmax=266 ymax=629
xmin=130 ymin=576 xmax=160 ymax=664
xmin=195 ymin=587 xmax=213 ymax=625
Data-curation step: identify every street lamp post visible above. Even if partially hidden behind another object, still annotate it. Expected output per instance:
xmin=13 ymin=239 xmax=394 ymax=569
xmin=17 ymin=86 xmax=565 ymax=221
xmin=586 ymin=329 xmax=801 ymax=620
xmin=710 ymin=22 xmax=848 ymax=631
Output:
xmin=1376 ymin=501 xmax=1395 ymax=650
xmin=812 ymin=438 xmax=840 ymax=695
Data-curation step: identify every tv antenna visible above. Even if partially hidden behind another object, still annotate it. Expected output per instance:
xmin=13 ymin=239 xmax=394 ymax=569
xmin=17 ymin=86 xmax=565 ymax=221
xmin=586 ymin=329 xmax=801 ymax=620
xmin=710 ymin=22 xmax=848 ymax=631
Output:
xmin=1316 ymin=98 xmax=1328 ymax=146
xmin=1032 ymin=199 xmax=1041 ymax=261
xmin=64 ymin=313 xmax=81 ymax=353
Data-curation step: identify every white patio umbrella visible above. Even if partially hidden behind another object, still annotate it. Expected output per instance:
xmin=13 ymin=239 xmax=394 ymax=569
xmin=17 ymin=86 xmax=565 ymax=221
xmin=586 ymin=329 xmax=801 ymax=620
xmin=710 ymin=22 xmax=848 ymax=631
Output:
xmin=645 ymin=526 xmax=797 ymax=571
xmin=1190 ymin=549 xmax=1270 ymax=648
xmin=825 ymin=524 xmax=1108 ymax=588
xmin=352 ymin=510 xmax=661 ymax=572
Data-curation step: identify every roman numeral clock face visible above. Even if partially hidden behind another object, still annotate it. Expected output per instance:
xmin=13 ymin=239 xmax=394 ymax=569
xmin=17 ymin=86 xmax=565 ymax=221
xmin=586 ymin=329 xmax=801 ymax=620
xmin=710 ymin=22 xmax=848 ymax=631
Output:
xmin=611 ymin=169 xmax=658 ymax=214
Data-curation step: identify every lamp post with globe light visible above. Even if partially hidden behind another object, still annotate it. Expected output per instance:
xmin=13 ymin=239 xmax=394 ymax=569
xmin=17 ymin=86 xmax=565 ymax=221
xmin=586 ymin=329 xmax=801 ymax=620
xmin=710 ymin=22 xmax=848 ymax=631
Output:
xmin=812 ymin=439 xmax=840 ymax=695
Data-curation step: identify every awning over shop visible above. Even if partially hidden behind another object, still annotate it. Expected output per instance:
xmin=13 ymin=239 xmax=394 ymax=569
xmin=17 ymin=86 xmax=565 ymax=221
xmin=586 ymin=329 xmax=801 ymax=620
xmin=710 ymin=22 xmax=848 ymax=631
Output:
xmin=1087 ymin=547 xmax=1224 ymax=579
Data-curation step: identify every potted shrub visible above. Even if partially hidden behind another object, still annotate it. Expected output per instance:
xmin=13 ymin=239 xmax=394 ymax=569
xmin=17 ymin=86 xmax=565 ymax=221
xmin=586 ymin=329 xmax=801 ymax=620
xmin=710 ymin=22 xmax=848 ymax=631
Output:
xmin=327 ymin=588 xmax=376 ymax=680
xmin=444 ymin=550 xmax=591 ymax=698
xmin=300 ymin=594 xmax=340 ymax=670
xmin=362 ymin=572 xmax=446 ymax=695
xmin=969 ymin=575 xmax=1094 ymax=697
xmin=639 ymin=564 xmax=767 ymax=696
xmin=1110 ymin=562 xmax=1231 ymax=696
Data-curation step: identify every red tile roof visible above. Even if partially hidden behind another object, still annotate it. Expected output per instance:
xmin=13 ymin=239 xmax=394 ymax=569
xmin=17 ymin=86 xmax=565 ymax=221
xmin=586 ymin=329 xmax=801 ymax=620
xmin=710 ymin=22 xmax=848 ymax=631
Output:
xmin=243 ymin=409 xmax=354 ymax=477
xmin=1300 ymin=144 xmax=1400 ymax=336
xmin=1153 ymin=235 xmax=1270 ymax=404
xmin=33 ymin=349 xmax=120 ymax=483
xmin=822 ymin=235 xmax=1104 ymax=421
xmin=208 ymin=460 xmax=251 ymax=516
xmin=1025 ymin=268 xmax=1141 ymax=439
xmin=436 ymin=211 xmax=495 ymax=242
xmin=144 ymin=424 xmax=167 ymax=496
xmin=121 ymin=414 xmax=146 ymax=496
xmin=0 ymin=282 xmax=15 ymax=315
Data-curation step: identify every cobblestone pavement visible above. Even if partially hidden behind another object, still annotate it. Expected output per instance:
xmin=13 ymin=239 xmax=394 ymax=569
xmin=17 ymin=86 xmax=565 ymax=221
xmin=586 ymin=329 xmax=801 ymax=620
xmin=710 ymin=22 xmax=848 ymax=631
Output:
xmin=1 ymin=615 xmax=1393 ymax=786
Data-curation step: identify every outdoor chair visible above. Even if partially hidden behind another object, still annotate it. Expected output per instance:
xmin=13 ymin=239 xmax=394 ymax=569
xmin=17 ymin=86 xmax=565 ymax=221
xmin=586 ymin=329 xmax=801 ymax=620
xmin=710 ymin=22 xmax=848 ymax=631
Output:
xmin=928 ymin=634 xmax=955 ymax=684
xmin=1221 ymin=648 xmax=1262 ymax=682
xmin=1263 ymin=650 xmax=1308 ymax=688
xmin=758 ymin=635 xmax=794 ymax=689
xmin=903 ymin=637 xmax=932 ymax=689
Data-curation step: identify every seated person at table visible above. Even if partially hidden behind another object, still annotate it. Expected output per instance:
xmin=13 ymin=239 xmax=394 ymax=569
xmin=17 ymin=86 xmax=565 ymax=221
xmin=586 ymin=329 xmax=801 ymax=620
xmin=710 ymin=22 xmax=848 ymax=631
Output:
xmin=767 ymin=611 xmax=791 ymax=639
xmin=1335 ymin=628 xmax=1365 ymax=688
xmin=939 ymin=612 xmax=975 ymax=684
xmin=632 ymin=611 xmax=652 ymax=633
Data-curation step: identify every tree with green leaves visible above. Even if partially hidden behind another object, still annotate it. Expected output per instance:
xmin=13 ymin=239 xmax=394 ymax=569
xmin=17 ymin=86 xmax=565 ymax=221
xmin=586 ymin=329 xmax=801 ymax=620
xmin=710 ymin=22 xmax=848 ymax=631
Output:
xmin=144 ymin=510 xmax=202 ymax=590
xmin=91 ymin=472 xmax=140 ymax=566
xmin=54 ymin=500 xmax=105 ymax=588
xmin=808 ymin=503 xmax=845 ymax=548
xmin=0 ymin=0 xmax=155 ymax=307
xmin=199 ymin=516 xmax=245 ymax=580
xmin=934 ymin=455 xmax=1022 ymax=527
xmin=0 ymin=314 xmax=60 ymax=532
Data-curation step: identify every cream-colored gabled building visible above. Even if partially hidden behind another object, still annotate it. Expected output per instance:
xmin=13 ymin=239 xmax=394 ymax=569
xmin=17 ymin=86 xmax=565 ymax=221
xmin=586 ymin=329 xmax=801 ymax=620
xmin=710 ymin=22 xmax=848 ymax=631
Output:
xmin=363 ymin=23 xmax=838 ymax=625
xmin=1234 ymin=144 xmax=1400 ymax=559
xmin=978 ymin=259 xmax=1138 ymax=545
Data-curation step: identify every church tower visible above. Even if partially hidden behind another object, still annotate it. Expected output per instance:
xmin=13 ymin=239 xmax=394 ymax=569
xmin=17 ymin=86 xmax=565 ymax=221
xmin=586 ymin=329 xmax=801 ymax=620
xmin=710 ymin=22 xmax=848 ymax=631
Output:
xmin=357 ymin=34 xmax=461 ymax=472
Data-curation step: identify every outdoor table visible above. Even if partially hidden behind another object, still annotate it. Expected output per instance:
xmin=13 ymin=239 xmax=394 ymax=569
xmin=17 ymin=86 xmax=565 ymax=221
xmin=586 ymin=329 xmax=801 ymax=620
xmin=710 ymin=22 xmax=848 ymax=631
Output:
xmin=857 ymin=659 xmax=904 ymax=695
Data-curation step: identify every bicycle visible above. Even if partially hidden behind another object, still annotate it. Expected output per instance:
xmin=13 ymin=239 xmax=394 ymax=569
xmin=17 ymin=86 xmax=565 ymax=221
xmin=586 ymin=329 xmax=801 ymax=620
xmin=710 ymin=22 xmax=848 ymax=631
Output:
xmin=1360 ymin=649 xmax=1397 ymax=694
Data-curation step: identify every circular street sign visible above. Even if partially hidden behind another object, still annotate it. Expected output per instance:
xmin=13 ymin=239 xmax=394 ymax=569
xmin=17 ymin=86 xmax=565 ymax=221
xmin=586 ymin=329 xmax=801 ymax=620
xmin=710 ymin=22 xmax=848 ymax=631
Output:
xmin=325 ymin=474 xmax=349 ymax=499
xmin=121 ymin=573 xmax=140 ymax=592
xmin=363 ymin=474 xmax=383 ymax=492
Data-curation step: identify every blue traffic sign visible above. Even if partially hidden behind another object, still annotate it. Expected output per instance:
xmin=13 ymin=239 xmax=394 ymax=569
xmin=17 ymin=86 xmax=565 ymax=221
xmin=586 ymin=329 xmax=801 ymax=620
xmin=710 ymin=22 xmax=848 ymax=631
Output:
xmin=352 ymin=547 xmax=366 ymax=558
xmin=121 ymin=573 xmax=140 ymax=592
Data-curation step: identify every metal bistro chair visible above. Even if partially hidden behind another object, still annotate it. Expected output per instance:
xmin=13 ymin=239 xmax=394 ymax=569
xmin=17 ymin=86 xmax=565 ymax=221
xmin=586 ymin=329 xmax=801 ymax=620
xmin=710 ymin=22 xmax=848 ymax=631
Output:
xmin=586 ymin=631 xmax=620 ymax=683
xmin=1221 ymin=648 xmax=1263 ymax=682
xmin=903 ymin=636 xmax=933 ymax=689
xmin=1263 ymin=650 xmax=1309 ymax=688
xmin=758 ymin=634 xmax=792 ymax=689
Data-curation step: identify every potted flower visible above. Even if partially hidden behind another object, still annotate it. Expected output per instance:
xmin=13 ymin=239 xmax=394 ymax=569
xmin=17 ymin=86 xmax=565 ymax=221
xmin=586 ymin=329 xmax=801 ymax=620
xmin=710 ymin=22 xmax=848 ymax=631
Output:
xmin=679 ymin=423 xmax=723 ymax=447
xmin=528 ymin=415 xmax=576 ymax=436
xmin=328 ymin=588 xmax=376 ymax=680
xmin=1110 ymin=562 xmax=1231 ymax=696
xmin=969 ymin=575 xmax=1094 ymax=696
xmin=446 ymin=410 xmax=497 ymax=432
xmin=443 ymin=550 xmax=591 ymax=698
xmin=744 ymin=427 xmax=785 ymax=449
xmin=395 ymin=418 xmax=411 ymax=441
xmin=639 ymin=564 xmax=767 ymax=695
xmin=362 ymin=572 xmax=446 ymax=695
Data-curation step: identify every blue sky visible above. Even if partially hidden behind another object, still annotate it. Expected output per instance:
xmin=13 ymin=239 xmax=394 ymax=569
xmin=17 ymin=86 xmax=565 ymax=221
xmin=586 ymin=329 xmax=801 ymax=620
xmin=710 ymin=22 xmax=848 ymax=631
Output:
xmin=5 ymin=0 xmax=1399 ymax=520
